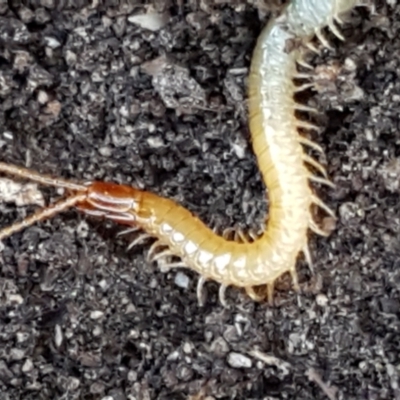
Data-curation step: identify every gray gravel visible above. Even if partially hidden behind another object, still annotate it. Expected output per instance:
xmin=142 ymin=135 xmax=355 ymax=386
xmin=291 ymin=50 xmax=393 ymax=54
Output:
xmin=0 ymin=1 xmax=399 ymax=399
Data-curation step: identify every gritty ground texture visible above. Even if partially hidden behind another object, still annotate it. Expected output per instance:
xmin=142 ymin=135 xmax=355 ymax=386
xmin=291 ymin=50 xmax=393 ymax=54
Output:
xmin=0 ymin=0 xmax=399 ymax=399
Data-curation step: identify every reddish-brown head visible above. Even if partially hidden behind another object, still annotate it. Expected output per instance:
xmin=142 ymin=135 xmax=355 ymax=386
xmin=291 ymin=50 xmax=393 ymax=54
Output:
xmin=76 ymin=181 xmax=142 ymax=224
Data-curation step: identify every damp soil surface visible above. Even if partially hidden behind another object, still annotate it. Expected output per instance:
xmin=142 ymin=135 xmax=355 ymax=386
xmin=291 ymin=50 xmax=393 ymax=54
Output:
xmin=0 ymin=1 xmax=399 ymax=399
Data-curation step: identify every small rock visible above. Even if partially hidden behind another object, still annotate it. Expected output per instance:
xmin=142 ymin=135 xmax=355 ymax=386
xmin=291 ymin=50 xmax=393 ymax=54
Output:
xmin=90 ymin=310 xmax=104 ymax=320
xmin=10 ymin=348 xmax=25 ymax=361
xmin=174 ymin=272 xmax=190 ymax=289
xmin=22 ymin=358 xmax=34 ymax=373
xmin=128 ymin=11 xmax=170 ymax=32
xmin=227 ymin=352 xmax=252 ymax=369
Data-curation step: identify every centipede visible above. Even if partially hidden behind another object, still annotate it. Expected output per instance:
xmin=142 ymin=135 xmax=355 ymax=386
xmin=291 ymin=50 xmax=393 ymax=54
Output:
xmin=0 ymin=0 xmax=360 ymax=305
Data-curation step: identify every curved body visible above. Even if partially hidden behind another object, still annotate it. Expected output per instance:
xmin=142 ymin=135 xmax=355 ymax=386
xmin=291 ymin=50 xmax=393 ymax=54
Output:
xmin=0 ymin=0 xmax=358 ymax=302
xmin=77 ymin=0 xmax=357 ymax=298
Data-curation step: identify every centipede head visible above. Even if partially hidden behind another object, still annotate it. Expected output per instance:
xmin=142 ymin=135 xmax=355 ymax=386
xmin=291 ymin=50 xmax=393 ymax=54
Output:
xmin=76 ymin=181 xmax=143 ymax=225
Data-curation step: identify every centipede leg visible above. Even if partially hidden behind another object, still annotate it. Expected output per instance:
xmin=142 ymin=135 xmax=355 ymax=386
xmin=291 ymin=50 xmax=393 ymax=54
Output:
xmin=151 ymin=249 xmax=174 ymax=262
xmin=328 ymin=20 xmax=345 ymax=41
xmin=305 ymin=42 xmax=320 ymax=54
xmin=295 ymin=103 xmax=319 ymax=114
xmin=294 ymin=83 xmax=315 ymax=93
xmin=302 ymin=243 xmax=314 ymax=273
xmin=289 ymin=267 xmax=300 ymax=292
xmin=127 ymin=233 xmax=152 ymax=250
xmin=309 ymin=218 xmax=330 ymax=237
xmin=267 ymin=283 xmax=275 ymax=305
xmin=294 ymin=72 xmax=314 ymax=80
xmin=314 ymin=28 xmax=333 ymax=50
xmin=218 ymin=284 xmax=229 ymax=308
xmin=222 ymin=227 xmax=250 ymax=243
xmin=147 ymin=239 xmax=165 ymax=262
xmin=117 ymin=226 xmax=141 ymax=237
xmin=222 ymin=227 xmax=234 ymax=240
xmin=245 ymin=286 xmax=264 ymax=302
xmin=163 ymin=262 xmax=186 ymax=270
xmin=235 ymin=229 xmax=248 ymax=243
xmin=296 ymin=120 xmax=320 ymax=132
xmin=297 ymin=51 xmax=313 ymax=69
xmin=308 ymin=174 xmax=335 ymax=189
xmin=299 ymin=137 xmax=324 ymax=154
xmin=303 ymin=154 xmax=328 ymax=178
xmin=196 ymin=276 xmax=207 ymax=306
xmin=311 ymin=194 xmax=336 ymax=218
xmin=248 ymin=228 xmax=259 ymax=241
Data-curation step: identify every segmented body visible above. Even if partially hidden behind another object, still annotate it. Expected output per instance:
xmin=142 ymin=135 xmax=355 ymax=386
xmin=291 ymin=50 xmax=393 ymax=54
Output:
xmin=0 ymin=0 xmax=358 ymax=303
xmin=80 ymin=0 xmax=358 ymax=300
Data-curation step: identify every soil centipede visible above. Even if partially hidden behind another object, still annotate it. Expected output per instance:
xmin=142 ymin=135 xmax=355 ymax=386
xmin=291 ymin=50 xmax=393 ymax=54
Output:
xmin=0 ymin=0 xmax=359 ymax=305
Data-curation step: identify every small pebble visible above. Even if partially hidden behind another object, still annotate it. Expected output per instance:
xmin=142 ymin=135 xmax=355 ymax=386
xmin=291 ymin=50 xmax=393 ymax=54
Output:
xmin=174 ymin=272 xmax=190 ymax=289
xmin=22 ymin=358 xmax=34 ymax=373
xmin=90 ymin=310 xmax=104 ymax=320
xmin=227 ymin=352 xmax=252 ymax=369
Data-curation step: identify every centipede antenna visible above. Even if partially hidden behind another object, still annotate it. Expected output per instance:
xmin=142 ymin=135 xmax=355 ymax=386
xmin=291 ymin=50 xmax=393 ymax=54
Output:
xmin=0 ymin=193 xmax=87 ymax=242
xmin=0 ymin=162 xmax=87 ymax=192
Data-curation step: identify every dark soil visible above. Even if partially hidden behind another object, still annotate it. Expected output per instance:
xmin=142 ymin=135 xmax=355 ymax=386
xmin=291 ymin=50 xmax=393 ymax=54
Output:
xmin=0 ymin=1 xmax=399 ymax=399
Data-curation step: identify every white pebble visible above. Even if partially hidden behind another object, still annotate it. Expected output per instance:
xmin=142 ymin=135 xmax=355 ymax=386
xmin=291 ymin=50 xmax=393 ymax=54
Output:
xmin=227 ymin=352 xmax=252 ymax=369
xmin=8 ymin=294 xmax=24 ymax=305
xmin=44 ymin=36 xmax=61 ymax=48
xmin=22 ymin=358 xmax=34 ymax=373
xmin=316 ymin=293 xmax=328 ymax=307
xmin=54 ymin=324 xmax=63 ymax=348
xmin=90 ymin=310 xmax=104 ymax=320
xmin=174 ymin=272 xmax=190 ymax=289
xmin=128 ymin=12 xmax=169 ymax=32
